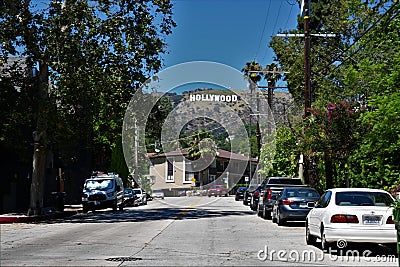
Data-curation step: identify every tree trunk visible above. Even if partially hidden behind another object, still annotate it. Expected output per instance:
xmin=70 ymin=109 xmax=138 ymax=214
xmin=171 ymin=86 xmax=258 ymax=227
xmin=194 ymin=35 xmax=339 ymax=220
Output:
xmin=324 ymin=151 xmax=333 ymax=189
xmin=28 ymin=62 xmax=48 ymax=216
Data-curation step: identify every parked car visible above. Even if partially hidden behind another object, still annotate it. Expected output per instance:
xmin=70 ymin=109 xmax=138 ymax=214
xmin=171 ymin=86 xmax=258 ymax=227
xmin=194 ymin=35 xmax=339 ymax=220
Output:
xmin=207 ymin=185 xmax=228 ymax=197
xmin=258 ymin=177 xmax=304 ymax=218
xmin=152 ymin=189 xmax=165 ymax=199
xmin=306 ymin=188 xmax=396 ymax=251
xmin=133 ymin=188 xmax=147 ymax=205
xmin=235 ymin=187 xmax=248 ymax=201
xmin=272 ymin=187 xmax=320 ymax=225
xmin=250 ymin=185 xmax=263 ymax=211
xmin=243 ymin=183 xmax=260 ymax=206
xmin=124 ymin=188 xmax=139 ymax=207
xmin=81 ymin=172 xmax=124 ymax=213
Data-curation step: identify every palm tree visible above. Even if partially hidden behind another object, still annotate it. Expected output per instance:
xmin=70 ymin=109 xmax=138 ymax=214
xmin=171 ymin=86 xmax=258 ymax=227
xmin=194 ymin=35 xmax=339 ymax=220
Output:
xmin=263 ymin=62 xmax=283 ymax=111
xmin=242 ymin=61 xmax=263 ymax=85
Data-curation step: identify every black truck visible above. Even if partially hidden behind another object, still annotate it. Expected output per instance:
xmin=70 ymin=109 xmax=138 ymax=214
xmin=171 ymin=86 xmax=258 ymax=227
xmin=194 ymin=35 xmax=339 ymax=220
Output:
xmin=257 ymin=177 xmax=304 ymax=219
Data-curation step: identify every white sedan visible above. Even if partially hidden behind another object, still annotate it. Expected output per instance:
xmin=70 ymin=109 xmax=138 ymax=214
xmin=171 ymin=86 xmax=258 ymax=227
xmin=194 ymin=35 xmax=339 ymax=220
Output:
xmin=306 ymin=188 xmax=396 ymax=251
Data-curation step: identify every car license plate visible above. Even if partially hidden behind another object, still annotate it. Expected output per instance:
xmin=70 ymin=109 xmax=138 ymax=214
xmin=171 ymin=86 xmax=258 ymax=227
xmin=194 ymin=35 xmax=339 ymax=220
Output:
xmin=363 ymin=215 xmax=381 ymax=225
xmin=299 ymin=203 xmax=307 ymax=208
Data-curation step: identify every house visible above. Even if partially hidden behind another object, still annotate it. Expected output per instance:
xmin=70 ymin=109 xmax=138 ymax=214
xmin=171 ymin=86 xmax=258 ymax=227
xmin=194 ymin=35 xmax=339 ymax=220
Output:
xmin=148 ymin=148 xmax=258 ymax=196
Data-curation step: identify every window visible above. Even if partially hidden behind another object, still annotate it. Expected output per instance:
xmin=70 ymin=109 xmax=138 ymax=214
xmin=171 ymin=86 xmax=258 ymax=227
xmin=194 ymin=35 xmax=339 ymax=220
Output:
xmin=317 ymin=191 xmax=332 ymax=208
xmin=335 ymin=192 xmax=393 ymax=206
xmin=184 ymin=172 xmax=193 ymax=183
xmin=166 ymin=160 xmax=174 ymax=182
xmin=209 ymin=175 xmax=216 ymax=183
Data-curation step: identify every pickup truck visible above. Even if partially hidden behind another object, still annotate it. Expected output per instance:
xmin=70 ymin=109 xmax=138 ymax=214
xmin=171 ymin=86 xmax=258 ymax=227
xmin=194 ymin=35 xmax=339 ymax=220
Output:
xmin=257 ymin=177 xmax=304 ymax=219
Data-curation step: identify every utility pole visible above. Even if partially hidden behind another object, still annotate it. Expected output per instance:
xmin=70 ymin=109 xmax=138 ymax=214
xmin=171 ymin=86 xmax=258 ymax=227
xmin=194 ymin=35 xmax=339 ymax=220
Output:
xmin=303 ymin=0 xmax=311 ymax=117
xmin=134 ymin=118 xmax=139 ymax=185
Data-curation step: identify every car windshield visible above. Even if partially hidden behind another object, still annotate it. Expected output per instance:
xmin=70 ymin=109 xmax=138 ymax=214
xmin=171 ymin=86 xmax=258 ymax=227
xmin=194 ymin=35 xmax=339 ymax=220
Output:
xmin=285 ymin=188 xmax=319 ymax=198
xmin=153 ymin=190 xmax=162 ymax=193
xmin=238 ymin=187 xmax=247 ymax=192
xmin=85 ymin=179 xmax=113 ymax=191
xmin=268 ymin=178 xmax=303 ymax=185
xmin=133 ymin=189 xmax=142 ymax=194
xmin=335 ymin=191 xmax=394 ymax=206
xmin=124 ymin=189 xmax=132 ymax=194
xmin=248 ymin=184 xmax=260 ymax=191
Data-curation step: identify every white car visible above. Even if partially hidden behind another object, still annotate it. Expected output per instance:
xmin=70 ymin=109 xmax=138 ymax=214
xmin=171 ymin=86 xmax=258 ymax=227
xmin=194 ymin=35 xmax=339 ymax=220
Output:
xmin=306 ymin=188 xmax=396 ymax=251
xmin=152 ymin=189 xmax=165 ymax=199
xmin=133 ymin=188 xmax=147 ymax=205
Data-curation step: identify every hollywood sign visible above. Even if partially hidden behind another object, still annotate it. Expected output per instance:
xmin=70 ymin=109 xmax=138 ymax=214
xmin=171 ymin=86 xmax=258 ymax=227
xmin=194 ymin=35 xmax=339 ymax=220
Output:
xmin=189 ymin=94 xmax=238 ymax=102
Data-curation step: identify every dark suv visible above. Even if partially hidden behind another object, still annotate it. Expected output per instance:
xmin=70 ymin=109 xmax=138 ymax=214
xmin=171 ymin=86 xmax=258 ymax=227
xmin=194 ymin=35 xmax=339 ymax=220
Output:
xmin=243 ymin=183 xmax=260 ymax=206
xmin=257 ymin=177 xmax=304 ymax=219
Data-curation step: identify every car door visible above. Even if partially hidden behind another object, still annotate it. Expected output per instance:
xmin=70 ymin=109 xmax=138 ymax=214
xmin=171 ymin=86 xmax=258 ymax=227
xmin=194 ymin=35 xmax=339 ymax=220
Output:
xmin=308 ymin=190 xmax=331 ymax=236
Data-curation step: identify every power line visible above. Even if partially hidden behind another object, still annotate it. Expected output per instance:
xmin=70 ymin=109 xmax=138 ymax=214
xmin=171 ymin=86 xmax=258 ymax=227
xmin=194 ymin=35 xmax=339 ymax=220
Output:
xmin=254 ymin=0 xmax=272 ymax=61
xmin=312 ymin=1 xmax=400 ymax=78
xmin=284 ymin=1 xmax=294 ymax=29
xmin=271 ymin=0 xmax=283 ymax=35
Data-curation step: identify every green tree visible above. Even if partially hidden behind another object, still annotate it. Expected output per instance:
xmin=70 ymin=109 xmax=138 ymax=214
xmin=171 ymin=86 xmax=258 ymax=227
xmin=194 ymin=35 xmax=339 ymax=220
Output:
xmin=301 ymin=100 xmax=360 ymax=188
xmin=0 ymin=0 xmax=175 ymax=214
xmin=260 ymin=127 xmax=298 ymax=177
xmin=269 ymin=0 xmax=400 ymax=190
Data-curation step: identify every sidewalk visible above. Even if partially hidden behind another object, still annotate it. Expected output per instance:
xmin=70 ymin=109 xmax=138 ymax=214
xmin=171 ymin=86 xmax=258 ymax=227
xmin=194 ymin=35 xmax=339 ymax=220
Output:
xmin=0 ymin=205 xmax=81 ymax=224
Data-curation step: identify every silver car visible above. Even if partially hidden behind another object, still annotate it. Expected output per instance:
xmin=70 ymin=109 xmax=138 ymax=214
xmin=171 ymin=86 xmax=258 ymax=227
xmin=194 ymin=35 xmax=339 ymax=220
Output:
xmin=152 ymin=189 xmax=165 ymax=199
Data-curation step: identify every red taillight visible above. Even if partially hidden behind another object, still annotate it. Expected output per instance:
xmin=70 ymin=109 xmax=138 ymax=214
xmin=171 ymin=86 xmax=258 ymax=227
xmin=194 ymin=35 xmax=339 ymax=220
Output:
xmin=254 ymin=191 xmax=259 ymax=197
xmin=386 ymin=216 xmax=395 ymax=224
xmin=282 ymin=199 xmax=294 ymax=205
xmin=266 ymin=189 xmax=272 ymax=200
xmin=331 ymin=214 xmax=359 ymax=223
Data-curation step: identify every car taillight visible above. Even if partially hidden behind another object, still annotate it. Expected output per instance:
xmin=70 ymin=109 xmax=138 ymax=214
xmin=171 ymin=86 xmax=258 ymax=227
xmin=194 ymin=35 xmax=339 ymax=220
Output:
xmin=266 ymin=189 xmax=272 ymax=200
xmin=282 ymin=199 xmax=294 ymax=205
xmin=331 ymin=214 xmax=359 ymax=223
xmin=386 ymin=216 xmax=395 ymax=224
xmin=254 ymin=191 xmax=259 ymax=197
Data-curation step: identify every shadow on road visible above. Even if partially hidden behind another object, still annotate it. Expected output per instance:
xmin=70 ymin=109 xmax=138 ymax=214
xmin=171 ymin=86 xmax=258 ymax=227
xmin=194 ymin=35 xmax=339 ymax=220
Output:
xmin=308 ymin=242 xmax=397 ymax=259
xmin=51 ymin=206 xmax=254 ymax=224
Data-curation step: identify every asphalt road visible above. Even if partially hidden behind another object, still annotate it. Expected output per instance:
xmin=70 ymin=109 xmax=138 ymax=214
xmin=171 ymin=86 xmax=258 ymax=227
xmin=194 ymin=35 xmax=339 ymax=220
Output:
xmin=1 ymin=196 xmax=398 ymax=266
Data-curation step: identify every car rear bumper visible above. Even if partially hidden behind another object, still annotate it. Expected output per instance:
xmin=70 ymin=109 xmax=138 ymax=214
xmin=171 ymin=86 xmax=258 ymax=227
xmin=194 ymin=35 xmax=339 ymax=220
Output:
xmin=280 ymin=208 xmax=310 ymax=220
xmin=324 ymin=226 xmax=396 ymax=243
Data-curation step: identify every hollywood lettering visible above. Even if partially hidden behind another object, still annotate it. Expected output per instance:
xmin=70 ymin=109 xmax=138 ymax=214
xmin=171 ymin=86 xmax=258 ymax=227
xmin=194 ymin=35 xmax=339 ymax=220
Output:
xmin=189 ymin=94 xmax=238 ymax=102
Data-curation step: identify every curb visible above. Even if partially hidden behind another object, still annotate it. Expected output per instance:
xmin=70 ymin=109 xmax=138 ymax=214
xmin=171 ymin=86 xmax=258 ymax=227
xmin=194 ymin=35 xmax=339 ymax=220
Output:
xmin=0 ymin=210 xmax=78 ymax=224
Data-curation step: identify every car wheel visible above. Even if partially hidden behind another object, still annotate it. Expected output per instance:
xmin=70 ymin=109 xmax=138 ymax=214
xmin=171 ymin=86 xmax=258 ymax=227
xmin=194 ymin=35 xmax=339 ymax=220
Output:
xmin=119 ymin=202 xmax=124 ymax=211
xmin=321 ymin=227 xmax=332 ymax=252
xmin=113 ymin=200 xmax=118 ymax=211
xmin=256 ymin=204 xmax=261 ymax=217
xmin=272 ymin=209 xmax=277 ymax=223
xmin=277 ymin=209 xmax=286 ymax=226
xmin=82 ymin=204 xmax=88 ymax=213
xmin=305 ymin=222 xmax=317 ymax=245
xmin=265 ymin=208 xmax=272 ymax=220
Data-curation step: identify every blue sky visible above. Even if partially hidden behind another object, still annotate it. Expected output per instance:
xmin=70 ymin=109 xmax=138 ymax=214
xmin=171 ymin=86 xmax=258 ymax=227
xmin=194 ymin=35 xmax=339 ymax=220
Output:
xmin=163 ymin=0 xmax=301 ymax=81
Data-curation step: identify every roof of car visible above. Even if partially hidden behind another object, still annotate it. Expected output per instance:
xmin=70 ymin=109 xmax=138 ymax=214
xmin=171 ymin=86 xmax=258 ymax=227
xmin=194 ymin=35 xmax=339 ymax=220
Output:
xmin=328 ymin=188 xmax=389 ymax=193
